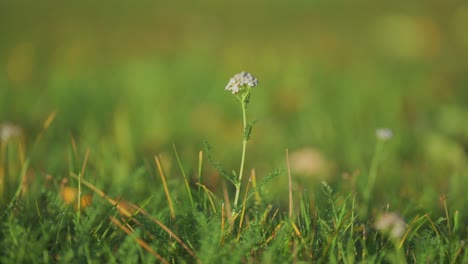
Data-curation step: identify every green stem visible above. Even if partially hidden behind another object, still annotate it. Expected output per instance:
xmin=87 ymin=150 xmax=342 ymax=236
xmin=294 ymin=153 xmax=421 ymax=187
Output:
xmin=233 ymin=98 xmax=248 ymax=209
xmin=77 ymin=172 xmax=81 ymax=223
xmin=364 ymin=140 xmax=384 ymax=211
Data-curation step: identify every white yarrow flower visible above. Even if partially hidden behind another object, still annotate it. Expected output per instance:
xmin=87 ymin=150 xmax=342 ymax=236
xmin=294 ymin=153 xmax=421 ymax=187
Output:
xmin=0 ymin=123 xmax=23 ymax=143
xmin=375 ymin=212 xmax=407 ymax=239
xmin=376 ymin=128 xmax=393 ymax=141
xmin=225 ymin=71 xmax=258 ymax=95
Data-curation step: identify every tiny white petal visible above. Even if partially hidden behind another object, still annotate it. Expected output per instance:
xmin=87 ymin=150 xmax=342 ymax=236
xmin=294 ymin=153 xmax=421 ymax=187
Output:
xmin=376 ymin=128 xmax=393 ymax=141
xmin=0 ymin=123 xmax=23 ymax=142
xmin=375 ymin=212 xmax=406 ymax=239
xmin=225 ymin=71 xmax=258 ymax=94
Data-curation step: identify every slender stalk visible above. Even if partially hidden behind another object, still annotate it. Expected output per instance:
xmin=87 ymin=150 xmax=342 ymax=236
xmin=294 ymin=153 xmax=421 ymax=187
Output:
xmin=0 ymin=143 xmax=5 ymax=204
xmin=155 ymin=156 xmax=175 ymax=219
xmin=286 ymin=149 xmax=293 ymax=219
xmin=77 ymin=172 xmax=81 ymax=222
xmin=361 ymin=139 xmax=387 ymax=219
xmin=364 ymin=140 xmax=383 ymax=204
xmin=173 ymin=144 xmax=194 ymax=209
xmin=233 ymin=98 xmax=248 ymax=208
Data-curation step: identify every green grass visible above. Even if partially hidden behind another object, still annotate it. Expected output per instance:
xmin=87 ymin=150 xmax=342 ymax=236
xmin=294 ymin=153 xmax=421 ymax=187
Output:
xmin=1 ymin=2 xmax=468 ymax=263
xmin=0 ymin=81 xmax=466 ymax=263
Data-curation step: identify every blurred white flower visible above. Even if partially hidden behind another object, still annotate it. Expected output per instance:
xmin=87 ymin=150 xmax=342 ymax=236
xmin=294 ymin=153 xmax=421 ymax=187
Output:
xmin=375 ymin=212 xmax=406 ymax=239
xmin=376 ymin=128 xmax=393 ymax=141
xmin=0 ymin=123 xmax=23 ymax=143
xmin=225 ymin=71 xmax=258 ymax=95
xmin=288 ymin=147 xmax=334 ymax=179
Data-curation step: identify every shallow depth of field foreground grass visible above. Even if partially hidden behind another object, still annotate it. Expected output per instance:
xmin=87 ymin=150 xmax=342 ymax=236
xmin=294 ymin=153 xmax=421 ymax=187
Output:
xmin=1 ymin=82 xmax=466 ymax=263
xmin=1 ymin=2 xmax=468 ymax=263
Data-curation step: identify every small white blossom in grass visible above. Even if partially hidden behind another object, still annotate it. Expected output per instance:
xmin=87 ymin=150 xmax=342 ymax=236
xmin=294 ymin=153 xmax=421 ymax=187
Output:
xmin=376 ymin=128 xmax=393 ymax=141
xmin=0 ymin=123 xmax=23 ymax=143
xmin=224 ymin=71 xmax=259 ymax=210
xmin=225 ymin=71 xmax=258 ymax=95
xmin=375 ymin=212 xmax=407 ymax=239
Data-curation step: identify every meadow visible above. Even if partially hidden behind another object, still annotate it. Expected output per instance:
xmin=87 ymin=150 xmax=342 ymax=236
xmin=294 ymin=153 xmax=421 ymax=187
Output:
xmin=1 ymin=2 xmax=467 ymax=263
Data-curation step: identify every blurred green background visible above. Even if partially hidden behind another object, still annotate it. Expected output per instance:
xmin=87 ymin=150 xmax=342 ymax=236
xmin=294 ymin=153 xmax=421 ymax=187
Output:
xmin=1 ymin=2 xmax=467 ymax=209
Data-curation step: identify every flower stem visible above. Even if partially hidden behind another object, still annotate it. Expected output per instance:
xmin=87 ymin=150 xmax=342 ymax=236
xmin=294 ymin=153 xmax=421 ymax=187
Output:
xmin=233 ymin=98 xmax=248 ymax=209
xmin=363 ymin=140 xmax=384 ymax=216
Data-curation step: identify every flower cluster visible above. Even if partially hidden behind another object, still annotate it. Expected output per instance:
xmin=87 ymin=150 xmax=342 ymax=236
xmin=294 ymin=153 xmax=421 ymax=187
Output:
xmin=376 ymin=128 xmax=393 ymax=141
xmin=0 ymin=123 xmax=22 ymax=143
xmin=225 ymin=71 xmax=258 ymax=95
xmin=375 ymin=212 xmax=407 ymax=239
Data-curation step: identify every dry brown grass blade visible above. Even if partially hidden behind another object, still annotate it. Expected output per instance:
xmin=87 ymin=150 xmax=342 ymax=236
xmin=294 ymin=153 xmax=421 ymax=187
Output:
xmin=33 ymin=111 xmax=57 ymax=146
xmin=271 ymin=208 xmax=280 ymax=223
xmin=241 ymin=177 xmax=252 ymax=220
xmin=69 ymin=173 xmax=199 ymax=262
xmin=286 ymin=149 xmax=293 ymax=219
xmin=198 ymin=150 xmax=203 ymax=191
xmin=154 ymin=155 xmax=175 ymax=219
xmin=266 ymin=222 xmax=285 ymax=244
xmin=250 ymin=168 xmax=261 ymax=206
xmin=237 ymin=175 xmax=252 ymax=240
xmin=399 ymin=213 xmax=440 ymax=250
xmin=77 ymin=148 xmax=90 ymax=213
xmin=43 ymin=111 xmax=57 ymax=129
xmin=220 ymin=203 xmax=225 ymax=245
xmin=80 ymin=148 xmax=90 ymax=177
xmin=196 ymin=182 xmax=217 ymax=214
xmin=291 ymin=221 xmax=302 ymax=238
xmin=70 ymin=134 xmax=78 ymax=157
xmin=110 ymin=216 xmax=169 ymax=264
xmin=0 ymin=143 xmax=5 ymax=199
xmin=126 ymin=201 xmax=200 ymax=262
xmin=221 ymin=180 xmax=232 ymax=222
xmin=69 ymin=173 xmax=127 ymax=214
